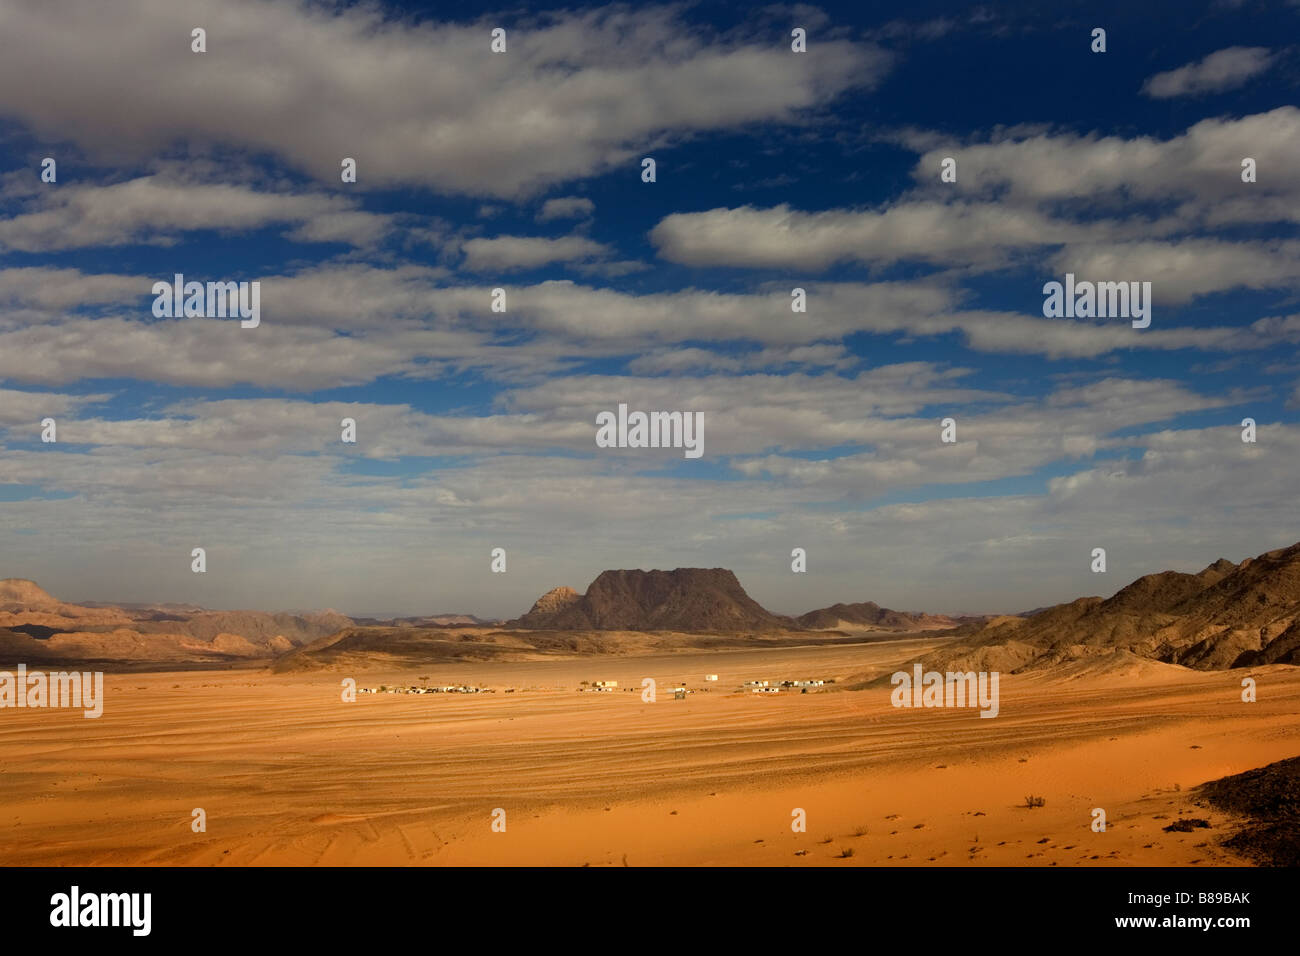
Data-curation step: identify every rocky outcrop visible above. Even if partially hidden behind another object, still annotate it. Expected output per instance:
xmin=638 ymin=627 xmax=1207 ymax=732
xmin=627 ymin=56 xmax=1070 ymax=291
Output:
xmin=513 ymin=568 xmax=796 ymax=632
xmin=918 ymin=543 xmax=1300 ymax=672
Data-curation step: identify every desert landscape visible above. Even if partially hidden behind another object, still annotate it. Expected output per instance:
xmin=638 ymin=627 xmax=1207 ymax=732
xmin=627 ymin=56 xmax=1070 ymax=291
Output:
xmin=2 ymin=0 xmax=1298 ymax=895
xmin=2 ymin=544 xmax=1298 ymax=867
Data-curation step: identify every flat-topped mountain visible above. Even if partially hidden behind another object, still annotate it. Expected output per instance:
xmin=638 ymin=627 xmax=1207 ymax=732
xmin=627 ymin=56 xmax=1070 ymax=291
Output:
xmin=512 ymin=568 xmax=797 ymax=632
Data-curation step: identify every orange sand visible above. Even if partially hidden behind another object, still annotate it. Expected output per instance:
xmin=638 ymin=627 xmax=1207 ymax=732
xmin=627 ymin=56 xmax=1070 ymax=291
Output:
xmin=1 ymin=640 xmax=1296 ymax=866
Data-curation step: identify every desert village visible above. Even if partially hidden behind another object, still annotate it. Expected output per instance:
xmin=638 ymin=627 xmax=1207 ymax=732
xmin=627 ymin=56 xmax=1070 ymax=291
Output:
xmin=358 ymin=674 xmax=834 ymax=699
xmin=359 ymin=683 xmax=487 ymax=695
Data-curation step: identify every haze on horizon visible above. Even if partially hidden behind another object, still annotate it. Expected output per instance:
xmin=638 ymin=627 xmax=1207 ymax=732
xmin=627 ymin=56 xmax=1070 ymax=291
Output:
xmin=1 ymin=0 xmax=1299 ymax=619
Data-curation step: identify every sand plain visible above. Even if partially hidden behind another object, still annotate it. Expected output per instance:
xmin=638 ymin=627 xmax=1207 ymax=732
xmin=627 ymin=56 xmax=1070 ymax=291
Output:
xmin=1 ymin=638 xmax=1297 ymax=866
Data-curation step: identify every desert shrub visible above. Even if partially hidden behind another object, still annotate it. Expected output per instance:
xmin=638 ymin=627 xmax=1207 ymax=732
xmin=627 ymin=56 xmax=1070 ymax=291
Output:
xmin=1163 ymin=818 xmax=1211 ymax=832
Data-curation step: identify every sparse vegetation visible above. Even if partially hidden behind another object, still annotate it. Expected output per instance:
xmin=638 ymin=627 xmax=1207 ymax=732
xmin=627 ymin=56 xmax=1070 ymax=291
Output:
xmin=1163 ymin=818 xmax=1210 ymax=832
xmin=1200 ymin=755 xmax=1300 ymax=866
xmin=1025 ymin=795 xmax=1046 ymax=808
xmin=838 ymin=847 xmax=855 ymax=858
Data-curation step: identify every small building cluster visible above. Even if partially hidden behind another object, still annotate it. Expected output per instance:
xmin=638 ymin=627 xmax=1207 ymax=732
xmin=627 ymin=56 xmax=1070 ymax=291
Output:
xmin=566 ymin=675 xmax=832 ymax=698
xmin=743 ymin=677 xmax=831 ymax=694
xmin=359 ymin=684 xmax=486 ymax=695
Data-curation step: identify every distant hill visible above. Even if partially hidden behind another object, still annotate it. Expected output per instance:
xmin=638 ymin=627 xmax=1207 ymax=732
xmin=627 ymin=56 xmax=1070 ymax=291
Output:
xmin=0 ymin=578 xmax=355 ymax=666
xmin=351 ymin=613 xmax=500 ymax=627
xmin=0 ymin=579 xmax=59 ymax=608
xmin=31 ymin=540 xmax=1300 ymax=674
xmin=914 ymin=543 xmax=1300 ymax=673
xmin=524 ymin=586 xmax=581 ymax=618
xmin=797 ymin=600 xmax=964 ymax=631
xmin=512 ymin=568 xmax=798 ymax=632
xmin=273 ymin=621 xmax=905 ymax=671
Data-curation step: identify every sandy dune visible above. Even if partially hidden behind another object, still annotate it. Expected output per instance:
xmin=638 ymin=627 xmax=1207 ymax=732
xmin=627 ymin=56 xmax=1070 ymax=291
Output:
xmin=1 ymin=639 xmax=1296 ymax=866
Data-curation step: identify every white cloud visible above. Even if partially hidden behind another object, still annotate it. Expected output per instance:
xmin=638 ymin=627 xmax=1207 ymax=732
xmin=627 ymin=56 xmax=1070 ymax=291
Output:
xmin=3 ymin=394 xmax=1292 ymax=618
xmin=536 ymin=196 xmax=595 ymax=222
xmin=0 ymin=175 xmax=389 ymax=251
xmin=1142 ymin=46 xmax=1276 ymax=98
xmin=1049 ymin=239 xmax=1300 ymax=304
xmin=0 ymin=0 xmax=887 ymax=198
xmin=460 ymin=235 xmax=615 ymax=272
xmin=907 ymin=108 xmax=1300 ymax=224
xmin=0 ymin=387 xmax=105 ymax=426
xmin=2 ymin=268 xmax=1292 ymax=393
xmin=650 ymin=200 xmax=1185 ymax=271
xmin=0 ymin=267 xmax=145 ymax=312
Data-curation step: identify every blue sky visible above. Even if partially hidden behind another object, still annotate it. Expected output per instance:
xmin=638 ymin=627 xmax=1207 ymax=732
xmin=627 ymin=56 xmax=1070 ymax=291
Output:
xmin=0 ymin=0 xmax=1297 ymax=617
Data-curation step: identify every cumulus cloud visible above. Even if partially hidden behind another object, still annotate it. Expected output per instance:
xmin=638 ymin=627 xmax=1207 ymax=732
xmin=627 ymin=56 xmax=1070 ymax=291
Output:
xmin=1142 ymin=46 xmax=1276 ymax=98
xmin=0 ymin=387 xmax=106 ymax=426
xmin=0 ymin=2 xmax=1294 ymax=618
xmin=2 ymin=268 xmax=1294 ymax=393
xmin=0 ymin=317 xmax=450 ymax=390
xmin=536 ymin=196 xmax=595 ymax=222
xmin=0 ymin=0 xmax=887 ymax=198
xmin=1049 ymin=239 xmax=1300 ymax=304
xmin=1 ymin=378 xmax=1286 ymax=617
xmin=460 ymin=235 xmax=615 ymax=272
xmin=649 ymin=201 xmax=1176 ymax=271
xmin=0 ymin=175 xmax=390 ymax=251
xmin=906 ymin=108 xmax=1300 ymax=224
xmin=650 ymin=110 xmax=1300 ymax=308
xmin=0 ymin=267 xmax=146 ymax=312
